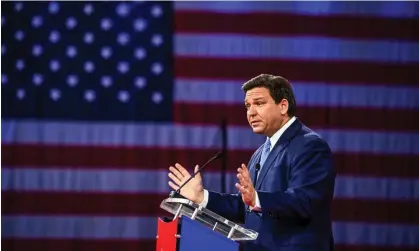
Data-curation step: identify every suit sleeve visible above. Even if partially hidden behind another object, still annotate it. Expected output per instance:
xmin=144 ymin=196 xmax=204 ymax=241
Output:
xmin=205 ymin=191 xmax=245 ymax=223
xmin=257 ymin=136 xmax=335 ymax=219
xmin=203 ymin=150 xmax=262 ymax=223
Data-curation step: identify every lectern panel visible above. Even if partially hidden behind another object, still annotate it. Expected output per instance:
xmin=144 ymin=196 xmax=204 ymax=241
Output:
xmin=160 ymin=198 xmax=258 ymax=241
xmin=178 ymin=217 xmax=239 ymax=251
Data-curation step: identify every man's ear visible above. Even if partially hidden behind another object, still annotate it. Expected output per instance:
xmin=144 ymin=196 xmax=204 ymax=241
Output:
xmin=279 ymin=99 xmax=289 ymax=115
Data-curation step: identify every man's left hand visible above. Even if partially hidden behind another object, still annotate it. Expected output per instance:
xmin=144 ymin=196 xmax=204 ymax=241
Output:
xmin=235 ymin=163 xmax=256 ymax=207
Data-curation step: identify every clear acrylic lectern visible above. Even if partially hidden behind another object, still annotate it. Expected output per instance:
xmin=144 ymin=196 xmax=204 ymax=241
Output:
xmin=156 ymin=197 xmax=259 ymax=251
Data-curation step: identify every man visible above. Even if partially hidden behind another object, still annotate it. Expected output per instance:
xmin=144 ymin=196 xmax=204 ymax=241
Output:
xmin=168 ymin=74 xmax=336 ymax=251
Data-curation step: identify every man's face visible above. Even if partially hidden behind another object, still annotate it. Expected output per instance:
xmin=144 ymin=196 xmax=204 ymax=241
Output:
xmin=244 ymin=87 xmax=286 ymax=137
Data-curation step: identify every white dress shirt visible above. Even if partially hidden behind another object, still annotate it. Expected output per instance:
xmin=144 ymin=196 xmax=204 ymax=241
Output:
xmin=199 ymin=116 xmax=297 ymax=210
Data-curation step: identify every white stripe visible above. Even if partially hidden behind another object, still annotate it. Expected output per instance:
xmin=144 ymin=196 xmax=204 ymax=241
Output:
xmin=3 ymin=168 xmax=418 ymax=200
xmin=174 ymin=1 xmax=419 ymax=18
xmin=0 ymin=168 xmax=225 ymax=194
xmin=333 ymin=221 xmax=419 ymax=246
xmin=2 ymin=120 xmax=419 ymax=154
xmin=175 ymin=79 xmax=419 ymax=109
xmin=175 ymin=34 xmax=419 ymax=63
xmin=334 ymin=176 xmax=419 ymax=200
xmin=0 ymin=120 xmax=262 ymax=149
xmin=3 ymin=216 xmax=419 ymax=246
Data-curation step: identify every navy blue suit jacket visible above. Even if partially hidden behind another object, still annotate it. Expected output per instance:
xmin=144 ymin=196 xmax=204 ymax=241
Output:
xmin=206 ymin=119 xmax=336 ymax=251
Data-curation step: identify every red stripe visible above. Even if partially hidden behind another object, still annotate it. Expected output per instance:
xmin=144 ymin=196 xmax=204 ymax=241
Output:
xmin=2 ymin=238 xmax=417 ymax=251
xmin=3 ymin=145 xmax=419 ymax=178
xmin=175 ymin=11 xmax=419 ymax=40
xmin=174 ymin=103 xmax=419 ymax=132
xmin=1 ymin=239 xmax=155 ymax=251
xmin=175 ymin=11 xmax=419 ymax=41
xmin=1 ymin=192 xmax=169 ymax=217
xmin=175 ymin=57 xmax=419 ymax=86
xmin=3 ymin=191 xmax=419 ymax=224
xmin=332 ymin=198 xmax=419 ymax=224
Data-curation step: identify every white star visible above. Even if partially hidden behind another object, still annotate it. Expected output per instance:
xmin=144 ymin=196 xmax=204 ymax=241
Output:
xmin=84 ymin=32 xmax=94 ymax=44
xmin=101 ymin=18 xmax=113 ymax=30
xmin=50 ymin=89 xmax=61 ymax=101
xmin=15 ymin=30 xmax=24 ymax=41
xmin=84 ymin=4 xmax=94 ymax=15
xmin=50 ymin=60 xmax=60 ymax=72
xmin=84 ymin=61 xmax=95 ymax=73
xmin=101 ymin=46 xmax=112 ymax=59
xmin=134 ymin=77 xmax=146 ymax=89
xmin=15 ymin=2 xmax=23 ymax=12
xmin=133 ymin=18 xmax=147 ymax=32
xmin=151 ymin=63 xmax=163 ymax=75
xmin=101 ymin=76 xmax=113 ymax=88
xmin=66 ymin=75 xmax=78 ymax=87
xmin=117 ymin=32 xmax=130 ymax=46
xmin=16 ymin=89 xmax=25 ymax=100
xmin=84 ymin=90 xmax=96 ymax=102
xmin=117 ymin=61 xmax=130 ymax=74
xmin=32 ymin=16 xmax=43 ymax=28
xmin=48 ymin=2 xmax=59 ymax=14
xmin=66 ymin=46 xmax=77 ymax=58
xmin=16 ymin=59 xmax=25 ymax=71
xmin=134 ymin=47 xmax=146 ymax=60
xmin=2 ymin=74 xmax=8 ymax=84
xmin=151 ymin=34 xmax=163 ymax=47
xmin=116 ymin=3 xmax=130 ymax=17
xmin=151 ymin=5 xmax=163 ymax=17
xmin=66 ymin=17 xmax=77 ymax=30
xmin=118 ymin=90 xmax=130 ymax=103
xmin=32 ymin=44 xmax=43 ymax=57
xmin=33 ymin=74 xmax=43 ymax=86
xmin=49 ymin=30 xmax=60 ymax=43
xmin=152 ymin=92 xmax=163 ymax=104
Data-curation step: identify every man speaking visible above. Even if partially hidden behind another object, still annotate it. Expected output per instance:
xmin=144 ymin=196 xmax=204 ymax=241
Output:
xmin=168 ymin=74 xmax=336 ymax=251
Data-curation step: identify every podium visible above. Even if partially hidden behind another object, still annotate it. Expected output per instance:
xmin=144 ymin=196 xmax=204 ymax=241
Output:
xmin=156 ymin=197 xmax=258 ymax=251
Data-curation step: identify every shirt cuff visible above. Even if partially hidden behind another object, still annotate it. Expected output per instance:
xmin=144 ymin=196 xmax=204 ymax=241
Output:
xmin=250 ymin=191 xmax=262 ymax=211
xmin=198 ymin=189 xmax=209 ymax=208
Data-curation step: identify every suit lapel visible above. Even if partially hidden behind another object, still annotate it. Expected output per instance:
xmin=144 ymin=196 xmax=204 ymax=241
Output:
xmin=249 ymin=148 xmax=263 ymax=185
xmin=255 ymin=119 xmax=302 ymax=189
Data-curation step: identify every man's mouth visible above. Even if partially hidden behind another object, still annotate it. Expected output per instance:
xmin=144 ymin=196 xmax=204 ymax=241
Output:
xmin=251 ymin=121 xmax=261 ymax=126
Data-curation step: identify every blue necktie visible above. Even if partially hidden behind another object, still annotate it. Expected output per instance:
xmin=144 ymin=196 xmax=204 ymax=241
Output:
xmin=260 ymin=138 xmax=271 ymax=167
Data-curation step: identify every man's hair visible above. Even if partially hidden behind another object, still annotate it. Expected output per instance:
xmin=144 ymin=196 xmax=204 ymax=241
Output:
xmin=242 ymin=74 xmax=296 ymax=117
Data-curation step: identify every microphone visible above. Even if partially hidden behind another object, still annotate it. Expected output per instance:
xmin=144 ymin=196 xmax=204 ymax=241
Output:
xmin=253 ymin=163 xmax=261 ymax=186
xmin=169 ymin=151 xmax=223 ymax=198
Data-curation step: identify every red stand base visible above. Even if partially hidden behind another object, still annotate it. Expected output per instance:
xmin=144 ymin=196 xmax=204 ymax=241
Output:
xmin=156 ymin=217 xmax=179 ymax=251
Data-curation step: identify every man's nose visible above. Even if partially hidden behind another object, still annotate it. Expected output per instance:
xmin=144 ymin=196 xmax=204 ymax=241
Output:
xmin=247 ymin=105 xmax=257 ymax=116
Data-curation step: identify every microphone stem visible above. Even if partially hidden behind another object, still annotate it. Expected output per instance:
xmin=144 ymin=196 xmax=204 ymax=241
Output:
xmin=175 ymin=155 xmax=219 ymax=194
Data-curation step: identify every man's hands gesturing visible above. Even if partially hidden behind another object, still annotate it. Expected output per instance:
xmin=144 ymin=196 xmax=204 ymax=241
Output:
xmin=168 ymin=162 xmax=257 ymax=208
xmin=235 ymin=163 xmax=256 ymax=207
xmin=168 ymin=163 xmax=205 ymax=204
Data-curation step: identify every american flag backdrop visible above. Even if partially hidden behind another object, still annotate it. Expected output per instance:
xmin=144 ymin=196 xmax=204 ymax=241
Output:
xmin=2 ymin=1 xmax=419 ymax=251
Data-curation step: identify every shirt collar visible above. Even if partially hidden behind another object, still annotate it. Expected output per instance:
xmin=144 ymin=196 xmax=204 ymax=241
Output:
xmin=267 ymin=116 xmax=296 ymax=151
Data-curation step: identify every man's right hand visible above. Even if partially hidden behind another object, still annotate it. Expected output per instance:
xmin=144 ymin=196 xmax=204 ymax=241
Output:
xmin=168 ymin=163 xmax=204 ymax=204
